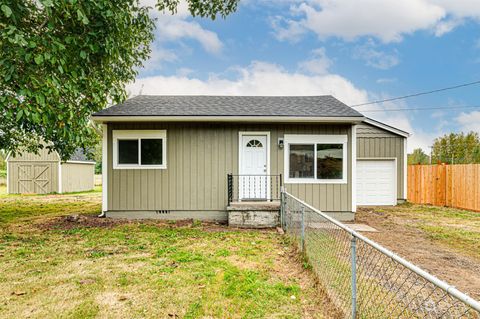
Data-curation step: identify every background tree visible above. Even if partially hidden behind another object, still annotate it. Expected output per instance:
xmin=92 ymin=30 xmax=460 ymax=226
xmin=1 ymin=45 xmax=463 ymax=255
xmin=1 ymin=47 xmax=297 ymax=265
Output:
xmin=0 ymin=0 xmax=238 ymax=160
xmin=431 ymin=132 xmax=480 ymax=164
xmin=408 ymin=148 xmax=430 ymax=165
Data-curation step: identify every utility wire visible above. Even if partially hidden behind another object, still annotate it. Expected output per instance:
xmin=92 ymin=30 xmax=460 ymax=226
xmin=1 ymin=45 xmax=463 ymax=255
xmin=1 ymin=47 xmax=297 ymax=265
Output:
xmin=350 ymin=80 xmax=480 ymax=107
xmin=361 ymin=105 xmax=480 ymax=113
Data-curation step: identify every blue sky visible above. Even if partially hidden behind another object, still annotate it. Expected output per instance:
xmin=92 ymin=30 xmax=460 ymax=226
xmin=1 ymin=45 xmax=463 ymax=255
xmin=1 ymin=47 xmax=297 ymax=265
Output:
xmin=131 ymin=1 xmax=480 ymax=152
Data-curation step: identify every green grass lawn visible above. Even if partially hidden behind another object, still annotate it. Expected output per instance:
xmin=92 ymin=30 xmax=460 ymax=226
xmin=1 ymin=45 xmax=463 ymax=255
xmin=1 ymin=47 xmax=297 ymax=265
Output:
xmin=0 ymin=189 xmax=327 ymax=318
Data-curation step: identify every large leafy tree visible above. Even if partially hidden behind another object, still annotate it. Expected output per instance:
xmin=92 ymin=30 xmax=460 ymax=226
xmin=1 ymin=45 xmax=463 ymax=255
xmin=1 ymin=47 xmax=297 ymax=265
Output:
xmin=408 ymin=148 xmax=430 ymax=165
xmin=431 ymin=132 xmax=480 ymax=164
xmin=0 ymin=0 xmax=238 ymax=160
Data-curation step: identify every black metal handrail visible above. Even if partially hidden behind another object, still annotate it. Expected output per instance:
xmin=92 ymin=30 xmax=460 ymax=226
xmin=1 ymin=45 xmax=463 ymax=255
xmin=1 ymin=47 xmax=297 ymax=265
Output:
xmin=227 ymin=174 xmax=282 ymax=206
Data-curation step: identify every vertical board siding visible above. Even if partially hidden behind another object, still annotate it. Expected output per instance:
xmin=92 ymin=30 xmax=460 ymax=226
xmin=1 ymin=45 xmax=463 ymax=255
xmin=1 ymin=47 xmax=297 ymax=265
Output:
xmin=108 ymin=123 xmax=353 ymax=212
xmin=8 ymin=148 xmax=60 ymax=162
xmin=357 ymin=136 xmax=406 ymax=199
xmin=409 ymin=164 xmax=480 ymax=211
xmin=61 ymin=163 xmax=95 ymax=193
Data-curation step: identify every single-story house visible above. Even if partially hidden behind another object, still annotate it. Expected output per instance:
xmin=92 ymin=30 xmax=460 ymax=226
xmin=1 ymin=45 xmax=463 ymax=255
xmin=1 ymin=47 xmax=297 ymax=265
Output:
xmin=6 ymin=148 xmax=95 ymax=194
xmin=92 ymin=95 xmax=409 ymax=222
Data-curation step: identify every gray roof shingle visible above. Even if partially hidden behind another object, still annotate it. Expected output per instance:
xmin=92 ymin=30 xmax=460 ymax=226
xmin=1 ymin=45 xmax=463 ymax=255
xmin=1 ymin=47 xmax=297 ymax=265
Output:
xmin=92 ymin=95 xmax=363 ymax=118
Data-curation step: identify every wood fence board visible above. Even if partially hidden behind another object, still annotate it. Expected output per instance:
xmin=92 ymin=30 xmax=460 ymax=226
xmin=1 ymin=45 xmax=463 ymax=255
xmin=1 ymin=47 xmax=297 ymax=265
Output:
xmin=408 ymin=164 xmax=480 ymax=211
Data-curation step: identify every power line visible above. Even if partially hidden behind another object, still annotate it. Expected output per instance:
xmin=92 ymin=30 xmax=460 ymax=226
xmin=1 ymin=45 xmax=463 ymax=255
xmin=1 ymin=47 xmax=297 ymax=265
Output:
xmin=350 ymin=80 xmax=480 ymax=107
xmin=361 ymin=105 xmax=480 ymax=113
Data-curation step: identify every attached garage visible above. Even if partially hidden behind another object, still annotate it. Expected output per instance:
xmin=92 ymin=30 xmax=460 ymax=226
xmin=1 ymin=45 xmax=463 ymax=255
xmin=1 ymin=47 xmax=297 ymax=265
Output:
xmin=356 ymin=118 xmax=409 ymax=206
xmin=6 ymin=148 xmax=95 ymax=194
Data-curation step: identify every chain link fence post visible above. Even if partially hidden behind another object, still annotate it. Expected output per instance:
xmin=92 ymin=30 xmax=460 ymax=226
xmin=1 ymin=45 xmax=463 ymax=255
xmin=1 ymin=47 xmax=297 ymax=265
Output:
xmin=280 ymin=187 xmax=285 ymax=229
xmin=301 ymin=205 xmax=305 ymax=252
xmin=351 ymin=235 xmax=357 ymax=319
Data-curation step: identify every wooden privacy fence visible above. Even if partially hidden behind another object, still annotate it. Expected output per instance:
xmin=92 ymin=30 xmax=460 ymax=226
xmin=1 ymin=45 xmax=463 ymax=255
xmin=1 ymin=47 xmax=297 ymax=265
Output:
xmin=408 ymin=164 xmax=480 ymax=211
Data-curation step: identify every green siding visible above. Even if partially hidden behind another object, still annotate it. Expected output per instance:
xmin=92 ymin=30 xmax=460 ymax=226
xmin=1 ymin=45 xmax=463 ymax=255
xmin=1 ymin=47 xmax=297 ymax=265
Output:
xmin=107 ymin=123 xmax=353 ymax=212
xmin=356 ymin=123 xmax=406 ymax=199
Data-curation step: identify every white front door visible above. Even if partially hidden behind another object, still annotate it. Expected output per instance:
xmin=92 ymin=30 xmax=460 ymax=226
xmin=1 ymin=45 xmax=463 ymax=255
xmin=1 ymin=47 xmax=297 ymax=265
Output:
xmin=357 ymin=160 xmax=396 ymax=206
xmin=239 ymin=134 xmax=268 ymax=200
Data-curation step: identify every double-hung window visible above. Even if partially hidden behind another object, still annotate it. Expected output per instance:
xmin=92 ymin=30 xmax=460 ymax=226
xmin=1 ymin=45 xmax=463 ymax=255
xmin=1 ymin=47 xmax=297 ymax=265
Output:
xmin=284 ymin=135 xmax=347 ymax=184
xmin=113 ymin=130 xmax=167 ymax=169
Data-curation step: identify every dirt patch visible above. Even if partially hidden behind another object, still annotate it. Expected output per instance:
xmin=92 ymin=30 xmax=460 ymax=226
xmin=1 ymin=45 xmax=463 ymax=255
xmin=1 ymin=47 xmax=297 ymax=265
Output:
xmin=273 ymin=242 xmax=344 ymax=319
xmin=36 ymin=214 xmax=133 ymax=230
xmin=34 ymin=214 xmax=275 ymax=234
xmin=356 ymin=207 xmax=480 ymax=299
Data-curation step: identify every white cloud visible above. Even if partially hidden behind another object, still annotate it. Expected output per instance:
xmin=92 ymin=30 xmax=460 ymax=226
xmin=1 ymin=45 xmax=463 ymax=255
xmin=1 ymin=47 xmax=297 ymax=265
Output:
xmin=131 ymin=58 xmax=441 ymax=152
xmin=272 ymin=0 xmax=480 ymax=43
xmin=157 ymin=18 xmax=223 ymax=54
xmin=138 ymin=0 xmax=223 ymax=72
xmin=298 ymin=48 xmax=332 ymax=74
xmin=456 ymin=111 xmax=480 ymax=133
xmin=271 ymin=15 xmax=307 ymax=42
xmin=129 ymin=61 xmax=368 ymax=105
xmin=431 ymin=0 xmax=480 ymax=19
xmin=139 ymin=47 xmax=178 ymax=74
xmin=354 ymin=40 xmax=400 ymax=69
xmin=434 ymin=18 xmax=463 ymax=36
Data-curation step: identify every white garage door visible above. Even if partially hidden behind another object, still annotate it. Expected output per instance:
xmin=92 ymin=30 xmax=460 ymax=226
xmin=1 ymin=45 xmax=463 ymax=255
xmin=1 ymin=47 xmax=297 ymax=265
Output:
xmin=357 ymin=160 xmax=396 ymax=206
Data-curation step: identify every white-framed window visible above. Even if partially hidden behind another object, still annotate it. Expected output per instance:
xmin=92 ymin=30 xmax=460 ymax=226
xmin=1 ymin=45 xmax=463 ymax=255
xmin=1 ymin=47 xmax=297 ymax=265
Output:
xmin=112 ymin=130 xmax=167 ymax=169
xmin=284 ymin=134 xmax=348 ymax=184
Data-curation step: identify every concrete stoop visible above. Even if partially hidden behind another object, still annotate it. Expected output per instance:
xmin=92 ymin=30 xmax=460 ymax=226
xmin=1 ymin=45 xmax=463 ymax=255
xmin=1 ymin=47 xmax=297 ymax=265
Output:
xmin=227 ymin=201 xmax=281 ymax=228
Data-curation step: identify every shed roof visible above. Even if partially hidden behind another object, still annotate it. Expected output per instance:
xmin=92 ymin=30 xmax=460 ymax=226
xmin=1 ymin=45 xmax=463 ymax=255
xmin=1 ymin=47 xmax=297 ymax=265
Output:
xmin=92 ymin=95 xmax=364 ymax=119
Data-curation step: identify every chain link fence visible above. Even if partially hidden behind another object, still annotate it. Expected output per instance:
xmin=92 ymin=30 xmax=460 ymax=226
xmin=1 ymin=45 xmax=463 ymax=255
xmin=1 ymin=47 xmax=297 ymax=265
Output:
xmin=281 ymin=191 xmax=480 ymax=318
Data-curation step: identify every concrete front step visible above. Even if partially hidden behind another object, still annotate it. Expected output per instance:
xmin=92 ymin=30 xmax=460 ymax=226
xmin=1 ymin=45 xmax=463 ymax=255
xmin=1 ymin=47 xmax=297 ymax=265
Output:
xmin=227 ymin=201 xmax=280 ymax=228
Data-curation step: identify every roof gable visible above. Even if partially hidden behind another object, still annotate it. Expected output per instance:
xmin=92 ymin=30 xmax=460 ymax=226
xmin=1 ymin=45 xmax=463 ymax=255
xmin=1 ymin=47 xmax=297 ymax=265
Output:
xmin=360 ymin=118 xmax=410 ymax=138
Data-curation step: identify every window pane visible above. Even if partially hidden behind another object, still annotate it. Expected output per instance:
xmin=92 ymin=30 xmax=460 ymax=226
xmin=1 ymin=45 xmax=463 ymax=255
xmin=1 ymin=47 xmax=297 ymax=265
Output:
xmin=118 ymin=140 xmax=139 ymax=164
xmin=317 ymin=144 xmax=343 ymax=179
xmin=141 ymin=139 xmax=163 ymax=165
xmin=289 ymin=144 xmax=314 ymax=178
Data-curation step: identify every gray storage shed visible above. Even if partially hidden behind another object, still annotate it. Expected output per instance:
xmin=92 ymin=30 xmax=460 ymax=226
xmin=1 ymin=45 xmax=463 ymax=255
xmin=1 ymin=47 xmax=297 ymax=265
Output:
xmin=6 ymin=148 xmax=95 ymax=194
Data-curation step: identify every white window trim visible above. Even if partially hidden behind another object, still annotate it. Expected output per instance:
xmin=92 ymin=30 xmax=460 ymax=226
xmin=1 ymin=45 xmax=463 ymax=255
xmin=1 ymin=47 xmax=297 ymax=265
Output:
xmin=102 ymin=124 xmax=108 ymax=212
xmin=351 ymin=125 xmax=357 ymax=212
xmin=112 ymin=130 xmax=167 ymax=169
xmin=284 ymin=134 xmax=348 ymax=184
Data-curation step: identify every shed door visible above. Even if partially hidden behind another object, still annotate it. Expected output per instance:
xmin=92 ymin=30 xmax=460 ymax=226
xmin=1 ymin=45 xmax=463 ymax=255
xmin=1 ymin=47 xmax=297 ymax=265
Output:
xmin=357 ymin=160 xmax=396 ymax=206
xmin=17 ymin=164 xmax=52 ymax=194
